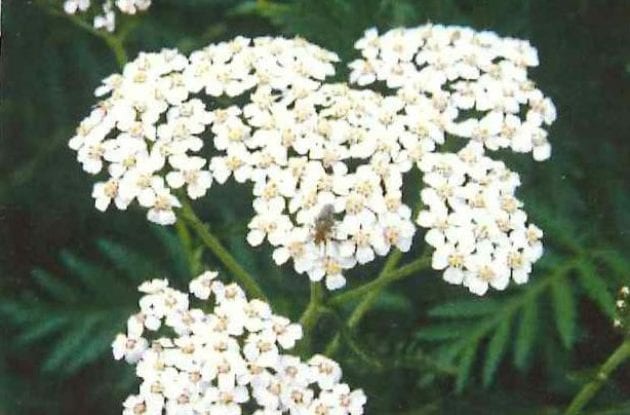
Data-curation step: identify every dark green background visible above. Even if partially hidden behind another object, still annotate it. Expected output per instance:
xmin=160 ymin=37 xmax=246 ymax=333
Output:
xmin=1 ymin=0 xmax=629 ymax=414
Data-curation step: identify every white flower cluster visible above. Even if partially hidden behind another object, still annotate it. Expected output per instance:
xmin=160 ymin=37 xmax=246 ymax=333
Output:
xmin=71 ymin=27 xmax=556 ymax=294
xmin=112 ymin=271 xmax=366 ymax=415
xmin=236 ymin=84 xmax=423 ymax=290
xmin=68 ymin=37 xmax=338 ymax=226
xmin=346 ymin=25 xmax=555 ymax=293
xmin=416 ymin=143 xmax=543 ymax=295
xmin=349 ymin=24 xmax=556 ymax=161
xmin=63 ymin=0 xmax=151 ymax=32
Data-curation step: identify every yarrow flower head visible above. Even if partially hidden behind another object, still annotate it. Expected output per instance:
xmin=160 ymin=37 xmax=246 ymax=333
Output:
xmin=349 ymin=24 xmax=556 ymax=161
xmin=63 ymin=0 xmax=152 ymax=32
xmin=71 ymin=26 xmax=556 ymax=294
xmin=112 ymin=271 xmax=367 ymax=414
xmin=416 ymin=142 xmax=543 ymax=295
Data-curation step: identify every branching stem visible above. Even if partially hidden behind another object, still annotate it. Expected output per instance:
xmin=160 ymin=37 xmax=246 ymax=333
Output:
xmin=296 ymin=282 xmax=324 ymax=357
xmin=565 ymin=338 xmax=630 ymax=415
xmin=325 ymin=253 xmax=432 ymax=356
xmin=178 ymin=200 xmax=267 ymax=301
xmin=37 ymin=1 xmax=129 ymax=67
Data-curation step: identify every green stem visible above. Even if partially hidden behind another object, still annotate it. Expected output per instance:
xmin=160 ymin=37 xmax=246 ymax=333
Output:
xmin=175 ymin=219 xmax=201 ymax=276
xmin=38 ymin=2 xmax=128 ymax=68
xmin=565 ymin=338 xmax=630 ymax=415
xmin=296 ymin=281 xmax=324 ymax=357
xmin=103 ymin=34 xmax=128 ymax=68
xmin=178 ymin=200 xmax=267 ymax=301
xmin=330 ymin=254 xmax=431 ymax=307
xmin=347 ymin=254 xmax=432 ymax=329
xmin=320 ymin=306 xmax=384 ymax=370
xmin=325 ymin=253 xmax=432 ymax=356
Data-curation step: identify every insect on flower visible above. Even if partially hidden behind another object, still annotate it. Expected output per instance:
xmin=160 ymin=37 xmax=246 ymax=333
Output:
xmin=312 ymin=204 xmax=337 ymax=247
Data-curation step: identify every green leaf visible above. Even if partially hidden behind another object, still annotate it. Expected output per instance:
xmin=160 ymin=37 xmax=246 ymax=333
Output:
xmin=373 ymin=291 xmax=413 ymax=314
xmin=42 ymin=315 xmax=102 ymax=372
xmin=513 ymin=298 xmax=538 ymax=370
xmin=31 ymin=268 xmax=76 ymax=302
xmin=63 ymin=325 xmax=119 ymax=374
xmin=455 ymin=342 xmax=477 ymax=393
xmin=16 ymin=315 xmax=68 ymax=345
xmin=1 ymin=236 xmax=185 ymax=376
xmin=416 ymin=323 xmax=473 ymax=342
xmin=483 ymin=318 xmax=511 ymax=387
xmin=97 ymin=239 xmax=157 ymax=283
xmin=576 ymin=259 xmax=615 ymax=318
xmin=550 ymin=273 xmax=577 ymax=349
xmin=60 ymin=251 xmax=120 ymax=297
xmin=428 ymin=298 xmax=500 ymax=318
xmin=593 ymin=249 xmax=630 ymax=280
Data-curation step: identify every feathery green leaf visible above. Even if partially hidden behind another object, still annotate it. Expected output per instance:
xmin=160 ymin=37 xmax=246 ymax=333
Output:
xmin=483 ymin=318 xmax=511 ymax=386
xmin=550 ymin=273 xmax=577 ymax=349
xmin=513 ymin=298 xmax=538 ymax=370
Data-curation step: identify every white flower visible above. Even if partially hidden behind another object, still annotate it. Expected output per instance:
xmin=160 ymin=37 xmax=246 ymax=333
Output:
xmin=112 ymin=333 xmax=148 ymax=363
xmin=247 ymin=213 xmax=292 ymax=247
xmin=116 ymin=0 xmax=152 ymax=14
xmin=308 ymin=355 xmax=342 ymax=391
xmin=189 ymin=271 xmax=219 ymax=300
xmin=71 ymin=30 xmax=553 ymax=293
xmin=166 ymin=155 xmax=213 ymax=199
xmin=94 ymin=5 xmax=116 ymax=33
xmin=92 ymin=178 xmax=131 ymax=211
xmin=349 ymin=24 xmax=555 ymax=161
xmin=137 ymin=178 xmax=181 ymax=225
xmin=209 ymin=144 xmax=253 ymax=184
xmin=322 ymin=383 xmax=367 ymax=415
xmin=114 ymin=272 xmax=366 ymax=414
xmin=417 ymin=143 xmax=545 ymax=294
xmin=64 ymin=0 xmax=151 ymax=32
xmin=63 ymin=0 xmax=90 ymax=14
xmin=122 ymin=394 xmax=162 ymax=415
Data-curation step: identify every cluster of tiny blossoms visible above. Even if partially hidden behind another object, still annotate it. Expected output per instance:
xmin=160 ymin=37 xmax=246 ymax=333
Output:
xmin=349 ymin=24 xmax=556 ymax=161
xmin=235 ymin=84 xmax=423 ymax=290
xmin=417 ymin=142 xmax=543 ymax=295
xmin=68 ymin=37 xmax=338 ymax=226
xmin=112 ymin=271 xmax=366 ymax=414
xmin=63 ymin=0 xmax=151 ymax=32
xmin=70 ymin=27 xmax=556 ymax=294
xmin=347 ymin=25 xmax=556 ymax=294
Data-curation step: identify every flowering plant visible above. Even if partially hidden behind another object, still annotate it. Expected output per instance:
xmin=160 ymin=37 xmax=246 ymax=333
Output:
xmin=0 ymin=0 xmax=630 ymax=415
xmin=69 ymin=25 xmax=555 ymax=295
xmin=4 ymin=3 xmax=628 ymax=414
xmin=113 ymin=271 xmax=366 ymax=415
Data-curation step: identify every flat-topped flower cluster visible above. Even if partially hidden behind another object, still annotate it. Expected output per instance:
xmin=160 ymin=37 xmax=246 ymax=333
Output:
xmin=113 ymin=271 xmax=366 ymax=414
xmin=63 ymin=0 xmax=151 ymax=32
xmin=69 ymin=25 xmax=556 ymax=294
xmin=417 ymin=142 xmax=543 ymax=294
xmin=350 ymin=25 xmax=556 ymax=161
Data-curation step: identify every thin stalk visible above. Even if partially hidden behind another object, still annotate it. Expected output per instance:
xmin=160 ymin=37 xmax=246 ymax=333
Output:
xmin=296 ymin=282 xmax=324 ymax=357
xmin=325 ymin=253 xmax=432 ymax=356
xmin=329 ymin=254 xmax=430 ymax=307
xmin=565 ymin=339 xmax=630 ymax=415
xmin=38 ymin=2 xmax=128 ymax=67
xmin=178 ymin=200 xmax=267 ymax=301
xmin=175 ymin=219 xmax=201 ymax=276
xmin=347 ymin=254 xmax=432 ymax=329
xmin=103 ymin=34 xmax=128 ymax=68
xmin=319 ymin=306 xmax=384 ymax=370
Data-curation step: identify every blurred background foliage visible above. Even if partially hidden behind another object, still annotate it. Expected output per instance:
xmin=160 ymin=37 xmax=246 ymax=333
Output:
xmin=1 ymin=0 xmax=629 ymax=414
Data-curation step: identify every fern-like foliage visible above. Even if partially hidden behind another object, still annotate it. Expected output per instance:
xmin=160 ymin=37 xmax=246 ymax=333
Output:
xmin=414 ymin=248 xmax=628 ymax=392
xmin=0 ymin=230 xmax=190 ymax=376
